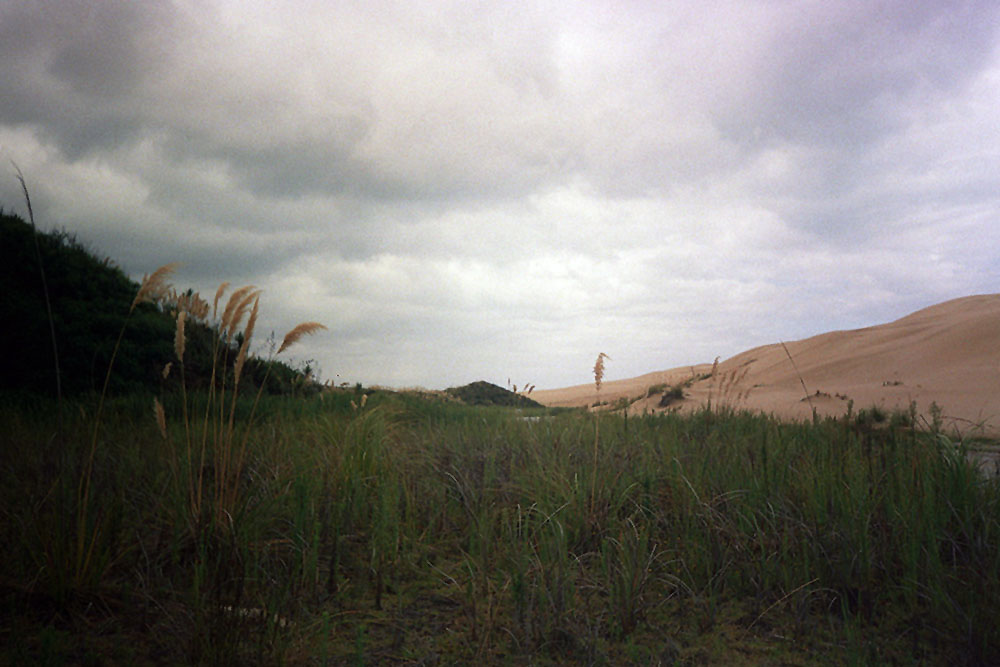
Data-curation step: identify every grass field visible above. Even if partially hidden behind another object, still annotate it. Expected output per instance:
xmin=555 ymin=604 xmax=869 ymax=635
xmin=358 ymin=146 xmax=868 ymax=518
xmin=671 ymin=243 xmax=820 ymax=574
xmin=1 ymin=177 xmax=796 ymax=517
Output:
xmin=3 ymin=387 xmax=999 ymax=665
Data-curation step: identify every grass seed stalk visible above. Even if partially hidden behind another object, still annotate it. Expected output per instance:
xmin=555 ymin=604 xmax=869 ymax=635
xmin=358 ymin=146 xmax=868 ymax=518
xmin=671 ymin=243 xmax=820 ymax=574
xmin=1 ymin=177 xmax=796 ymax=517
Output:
xmin=591 ymin=352 xmax=610 ymax=521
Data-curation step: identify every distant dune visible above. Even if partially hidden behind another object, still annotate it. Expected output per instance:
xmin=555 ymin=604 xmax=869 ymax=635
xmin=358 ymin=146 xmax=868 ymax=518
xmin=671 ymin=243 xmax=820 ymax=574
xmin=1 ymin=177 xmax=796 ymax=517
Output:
xmin=533 ymin=295 xmax=1000 ymax=438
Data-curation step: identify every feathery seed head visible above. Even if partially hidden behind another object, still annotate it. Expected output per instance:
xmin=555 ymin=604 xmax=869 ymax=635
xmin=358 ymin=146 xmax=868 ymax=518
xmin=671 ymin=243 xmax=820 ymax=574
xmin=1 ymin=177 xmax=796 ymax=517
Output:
xmin=132 ymin=263 xmax=180 ymax=311
xmin=278 ymin=322 xmax=327 ymax=355
xmin=243 ymin=294 xmax=260 ymax=345
xmin=174 ymin=310 xmax=186 ymax=362
xmin=594 ymin=352 xmax=610 ymax=392
xmin=229 ymin=289 xmax=261 ymax=339
xmin=213 ymin=282 xmax=231 ymax=320
xmin=220 ymin=285 xmax=256 ymax=339
xmin=233 ymin=295 xmax=260 ymax=386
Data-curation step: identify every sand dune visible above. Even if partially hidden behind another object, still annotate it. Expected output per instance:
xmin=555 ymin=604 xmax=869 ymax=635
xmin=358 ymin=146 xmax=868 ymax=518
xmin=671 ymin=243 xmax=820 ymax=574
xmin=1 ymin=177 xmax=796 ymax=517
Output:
xmin=533 ymin=294 xmax=1000 ymax=438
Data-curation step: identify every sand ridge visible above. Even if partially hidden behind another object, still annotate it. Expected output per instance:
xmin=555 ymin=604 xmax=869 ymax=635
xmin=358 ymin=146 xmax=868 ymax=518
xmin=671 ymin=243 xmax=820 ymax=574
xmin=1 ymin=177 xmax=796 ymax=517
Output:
xmin=532 ymin=294 xmax=1000 ymax=437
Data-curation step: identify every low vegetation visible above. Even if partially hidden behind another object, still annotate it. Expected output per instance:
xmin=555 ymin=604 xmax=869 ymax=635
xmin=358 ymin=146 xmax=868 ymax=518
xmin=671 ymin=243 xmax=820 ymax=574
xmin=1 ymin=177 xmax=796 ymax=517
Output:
xmin=3 ymin=207 xmax=1000 ymax=664
xmin=445 ymin=380 xmax=543 ymax=408
xmin=5 ymin=386 xmax=1000 ymax=664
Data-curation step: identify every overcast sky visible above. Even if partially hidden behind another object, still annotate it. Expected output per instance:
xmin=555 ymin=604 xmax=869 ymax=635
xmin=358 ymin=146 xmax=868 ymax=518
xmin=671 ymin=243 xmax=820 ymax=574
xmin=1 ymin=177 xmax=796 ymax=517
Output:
xmin=2 ymin=1 xmax=999 ymax=390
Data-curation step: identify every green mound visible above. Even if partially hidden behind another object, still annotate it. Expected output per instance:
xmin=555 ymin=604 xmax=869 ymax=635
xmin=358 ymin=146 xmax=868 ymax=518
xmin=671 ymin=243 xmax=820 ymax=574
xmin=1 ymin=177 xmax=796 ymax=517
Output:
xmin=445 ymin=380 xmax=542 ymax=407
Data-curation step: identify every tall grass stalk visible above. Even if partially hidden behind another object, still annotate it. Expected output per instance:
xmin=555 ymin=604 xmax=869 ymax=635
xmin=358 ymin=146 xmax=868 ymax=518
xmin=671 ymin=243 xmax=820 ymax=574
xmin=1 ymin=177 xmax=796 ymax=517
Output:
xmin=14 ymin=169 xmax=61 ymax=417
xmin=590 ymin=353 xmax=609 ymax=524
xmin=73 ymin=262 xmax=177 ymax=595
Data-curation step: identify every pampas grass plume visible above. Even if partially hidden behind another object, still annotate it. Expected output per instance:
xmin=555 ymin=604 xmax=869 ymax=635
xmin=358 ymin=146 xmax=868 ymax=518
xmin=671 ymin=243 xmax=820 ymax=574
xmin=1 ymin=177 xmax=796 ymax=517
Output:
xmin=233 ymin=294 xmax=260 ymax=386
xmin=220 ymin=285 xmax=256 ymax=338
xmin=132 ymin=263 xmax=179 ymax=311
xmin=174 ymin=310 xmax=186 ymax=362
xmin=278 ymin=322 xmax=327 ymax=355
xmin=213 ymin=282 xmax=231 ymax=320
xmin=593 ymin=352 xmax=610 ymax=392
xmin=229 ymin=289 xmax=261 ymax=339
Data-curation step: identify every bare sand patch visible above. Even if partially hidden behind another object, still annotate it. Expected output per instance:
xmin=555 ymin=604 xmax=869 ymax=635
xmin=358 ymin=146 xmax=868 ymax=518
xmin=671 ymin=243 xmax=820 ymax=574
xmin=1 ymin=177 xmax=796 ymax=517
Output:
xmin=533 ymin=294 xmax=1000 ymax=438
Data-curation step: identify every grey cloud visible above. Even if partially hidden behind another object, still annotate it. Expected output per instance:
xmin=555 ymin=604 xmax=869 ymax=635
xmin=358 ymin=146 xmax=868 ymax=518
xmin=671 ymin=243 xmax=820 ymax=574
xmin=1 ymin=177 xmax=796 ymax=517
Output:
xmin=708 ymin=0 xmax=1000 ymax=147
xmin=1 ymin=1 xmax=998 ymax=389
xmin=0 ymin=1 xmax=184 ymax=155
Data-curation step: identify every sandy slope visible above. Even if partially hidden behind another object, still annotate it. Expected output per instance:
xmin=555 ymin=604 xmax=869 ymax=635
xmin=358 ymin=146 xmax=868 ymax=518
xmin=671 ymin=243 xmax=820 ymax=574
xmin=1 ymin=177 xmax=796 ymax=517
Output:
xmin=532 ymin=295 xmax=1000 ymax=437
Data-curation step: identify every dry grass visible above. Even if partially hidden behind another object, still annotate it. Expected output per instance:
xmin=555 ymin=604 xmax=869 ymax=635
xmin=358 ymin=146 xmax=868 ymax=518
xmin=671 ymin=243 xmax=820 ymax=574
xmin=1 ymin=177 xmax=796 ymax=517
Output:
xmin=780 ymin=340 xmax=815 ymax=419
xmin=131 ymin=263 xmax=180 ymax=311
xmin=593 ymin=352 xmax=610 ymax=393
xmin=278 ymin=322 xmax=328 ymax=354
xmin=212 ymin=281 xmax=230 ymax=318
xmin=174 ymin=309 xmax=186 ymax=361
xmin=220 ymin=285 xmax=257 ymax=339
xmin=232 ymin=293 xmax=259 ymax=387
xmin=590 ymin=352 xmax=610 ymax=521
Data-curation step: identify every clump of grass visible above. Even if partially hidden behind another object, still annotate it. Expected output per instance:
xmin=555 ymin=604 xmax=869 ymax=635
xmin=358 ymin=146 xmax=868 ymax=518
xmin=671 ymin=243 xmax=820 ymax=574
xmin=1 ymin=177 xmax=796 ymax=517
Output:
xmin=658 ymin=383 xmax=686 ymax=408
xmin=162 ymin=281 xmax=326 ymax=534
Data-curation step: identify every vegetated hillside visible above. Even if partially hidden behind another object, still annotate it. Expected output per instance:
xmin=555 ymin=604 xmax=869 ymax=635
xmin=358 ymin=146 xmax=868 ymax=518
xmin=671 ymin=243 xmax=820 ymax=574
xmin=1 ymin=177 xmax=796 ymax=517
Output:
xmin=445 ymin=380 xmax=543 ymax=407
xmin=0 ymin=210 xmax=311 ymax=398
xmin=0 ymin=210 xmax=172 ymax=396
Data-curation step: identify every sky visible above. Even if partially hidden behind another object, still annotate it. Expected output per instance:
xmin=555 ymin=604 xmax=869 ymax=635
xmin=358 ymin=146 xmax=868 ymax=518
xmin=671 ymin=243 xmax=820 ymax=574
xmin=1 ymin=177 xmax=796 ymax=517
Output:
xmin=1 ymin=0 xmax=999 ymax=390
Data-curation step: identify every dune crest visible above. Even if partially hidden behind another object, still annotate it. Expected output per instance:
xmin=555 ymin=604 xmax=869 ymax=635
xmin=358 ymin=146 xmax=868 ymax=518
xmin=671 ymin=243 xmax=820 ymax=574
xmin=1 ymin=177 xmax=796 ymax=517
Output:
xmin=533 ymin=295 xmax=1000 ymax=437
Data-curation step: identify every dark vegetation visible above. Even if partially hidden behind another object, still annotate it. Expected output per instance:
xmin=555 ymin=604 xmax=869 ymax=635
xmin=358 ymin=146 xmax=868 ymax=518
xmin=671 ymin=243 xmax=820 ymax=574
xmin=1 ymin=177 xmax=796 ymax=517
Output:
xmin=446 ymin=380 xmax=543 ymax=408
xmin=0 ymin=210 xmax=314 ymax=400
xmin=2 ymin=205 xmax=1000 ymax=665
xmin=657 ymin=384 xmax=686 ymax=408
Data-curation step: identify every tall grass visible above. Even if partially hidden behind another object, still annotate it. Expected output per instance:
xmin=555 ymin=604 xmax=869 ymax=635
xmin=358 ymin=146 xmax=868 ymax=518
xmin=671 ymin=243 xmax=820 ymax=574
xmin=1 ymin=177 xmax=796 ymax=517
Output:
xmin=3 ymin=322 xmax=1000 ymax=663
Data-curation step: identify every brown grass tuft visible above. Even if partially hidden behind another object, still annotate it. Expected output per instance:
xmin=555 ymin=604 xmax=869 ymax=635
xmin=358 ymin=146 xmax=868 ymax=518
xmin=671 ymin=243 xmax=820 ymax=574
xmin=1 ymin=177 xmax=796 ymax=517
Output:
xmin=132 ymin=263 xmax=180 ymax=311
xmin=229 ymin=289 xmax=262 ymax=339
xmin=213 ymin=282 xmax=231 ymax=320
xmin=174 ymin=310 xmax=186 ymax=362
xmin=593 ymin=353 xmax=610 ymax=392
xmin=278 ymin=322 xmax=328 ymax=355
xmin=233 ymin=294 xmax=260 ymax=386
xmin=220 ymin=285 xmax=256 ymax=339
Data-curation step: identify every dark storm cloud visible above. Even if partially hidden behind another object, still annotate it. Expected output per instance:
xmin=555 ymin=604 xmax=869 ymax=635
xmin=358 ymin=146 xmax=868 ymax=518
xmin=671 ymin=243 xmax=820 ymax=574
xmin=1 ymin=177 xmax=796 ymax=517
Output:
xmin=0 ymin=1 xmax=183 ymax=156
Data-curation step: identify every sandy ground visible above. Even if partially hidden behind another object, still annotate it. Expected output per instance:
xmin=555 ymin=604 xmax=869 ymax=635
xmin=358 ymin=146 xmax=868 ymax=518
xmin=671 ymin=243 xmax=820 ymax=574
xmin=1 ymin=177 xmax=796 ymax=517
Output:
xmin=532 ymin=294 xmax=1000 ymax=439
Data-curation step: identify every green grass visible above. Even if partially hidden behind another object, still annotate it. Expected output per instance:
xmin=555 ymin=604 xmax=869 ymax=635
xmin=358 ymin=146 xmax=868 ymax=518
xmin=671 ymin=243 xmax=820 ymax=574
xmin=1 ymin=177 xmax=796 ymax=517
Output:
xmin=3 ymin=393 xmax=1000 ymax=665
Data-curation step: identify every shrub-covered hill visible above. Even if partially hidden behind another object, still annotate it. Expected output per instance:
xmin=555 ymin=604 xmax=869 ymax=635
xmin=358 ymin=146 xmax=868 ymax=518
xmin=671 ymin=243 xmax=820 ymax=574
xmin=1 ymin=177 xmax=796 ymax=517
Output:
xmin=445 ymin=380 xmax=543 ymax=407
xmin=0 ymin=210 xmax=172 ymax=396
xmin=0 ymin=210 xmax=310 ymax=398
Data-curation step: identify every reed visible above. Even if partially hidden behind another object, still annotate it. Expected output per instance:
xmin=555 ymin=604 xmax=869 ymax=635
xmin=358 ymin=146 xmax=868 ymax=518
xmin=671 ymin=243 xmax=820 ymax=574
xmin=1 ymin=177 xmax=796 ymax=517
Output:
xmin=157 ymin=280 xmax=326 ymax=533
xmin=590 ymin=352 xmax=610 ymax=523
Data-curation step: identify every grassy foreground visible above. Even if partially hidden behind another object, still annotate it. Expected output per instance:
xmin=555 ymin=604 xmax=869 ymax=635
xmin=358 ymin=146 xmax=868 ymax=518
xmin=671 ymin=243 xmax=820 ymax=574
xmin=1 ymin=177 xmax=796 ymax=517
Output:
xmin=2 ymin=389 xmax=1000 ymax=665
